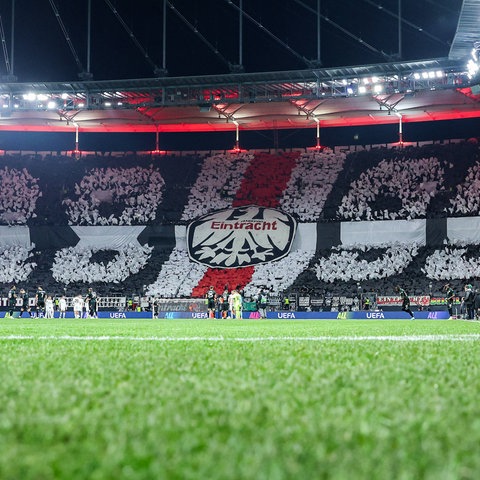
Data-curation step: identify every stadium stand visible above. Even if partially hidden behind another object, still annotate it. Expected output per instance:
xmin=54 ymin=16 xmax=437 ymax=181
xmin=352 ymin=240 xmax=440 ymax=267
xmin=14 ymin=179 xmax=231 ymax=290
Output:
xmin=1 ymin=140 xmax=480 ymax=306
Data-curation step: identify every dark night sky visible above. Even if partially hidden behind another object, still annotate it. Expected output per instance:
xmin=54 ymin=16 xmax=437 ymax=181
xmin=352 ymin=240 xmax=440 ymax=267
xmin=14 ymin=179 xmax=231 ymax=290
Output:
xmin=1 ymin=0 xmax=464 ymax=82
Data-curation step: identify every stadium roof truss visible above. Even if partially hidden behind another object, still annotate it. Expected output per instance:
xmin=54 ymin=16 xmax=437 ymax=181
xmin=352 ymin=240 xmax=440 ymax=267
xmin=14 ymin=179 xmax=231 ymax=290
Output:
xmin=1 ymin=0 xmax=480 ymax=135
xmin=0 ymin=57 xmax=478 ymax=134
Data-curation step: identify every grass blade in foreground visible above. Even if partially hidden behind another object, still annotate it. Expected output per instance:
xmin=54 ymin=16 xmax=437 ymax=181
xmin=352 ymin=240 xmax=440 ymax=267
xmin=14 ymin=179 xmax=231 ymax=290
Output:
xmin=0 ymin=319 xmax=479 ymax=479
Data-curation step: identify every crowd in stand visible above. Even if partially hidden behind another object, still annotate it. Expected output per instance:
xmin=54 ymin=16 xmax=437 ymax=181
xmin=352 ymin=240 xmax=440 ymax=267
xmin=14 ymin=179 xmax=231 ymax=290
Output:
xmin=0 ymin=245 xmax=36 ymax=283
xmin=146 ymin=248 xmax=207 ymax=298
xmin=280 ymin=149 xmax=346 ymax=221
xmin=423 ymin=243 xmax=480 ymax=281
xmin=1 ymin=142 xmax=480 ymax=301
xmin=181 ymin=152 xmax=253 ymax=220
xmin=338 ymin=156 xmax=444 ymax=221
xmin=315 ymin=242 xmax=420 ymax=283
xmin=449 ymin=161 xmax=480 ymax=215
xmin=63 ymin=165 xmax=165 ymax=225
xmin=51 ymin=244 xmax=153 ymax=285
xmin=0 ymin=167 xmax=41 ymax=224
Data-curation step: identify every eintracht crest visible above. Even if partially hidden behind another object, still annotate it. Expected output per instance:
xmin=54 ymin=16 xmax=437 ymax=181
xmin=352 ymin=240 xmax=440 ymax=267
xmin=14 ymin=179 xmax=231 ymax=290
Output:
xmin=187 ymin=206 xmax=297 ymax=268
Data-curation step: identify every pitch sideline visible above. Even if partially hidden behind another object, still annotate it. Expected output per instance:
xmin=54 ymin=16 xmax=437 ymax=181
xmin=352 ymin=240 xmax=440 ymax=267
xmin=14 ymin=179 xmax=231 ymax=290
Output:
xmin=0 ymin=334 xmax=480 ymax=342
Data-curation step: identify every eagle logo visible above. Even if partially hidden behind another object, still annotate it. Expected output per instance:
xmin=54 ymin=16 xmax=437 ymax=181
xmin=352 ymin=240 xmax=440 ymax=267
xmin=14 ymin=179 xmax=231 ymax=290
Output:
xmin=187 ymin=206 xmax=296 ymax=268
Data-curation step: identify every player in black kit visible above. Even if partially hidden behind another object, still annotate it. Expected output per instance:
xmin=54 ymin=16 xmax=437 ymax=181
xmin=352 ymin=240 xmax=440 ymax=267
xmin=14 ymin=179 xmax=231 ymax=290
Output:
xmin=395 ymin=285 xmax=415 ymax=320
xmin=86 ymin=288 xmax=98 ymax=318
xmin=35 ymin=286 xmax=46 ymax=317
xmin=444 ymin=283 xmax=455 ymax=319
xmin=205 ymin=286 xmax=217 ymax=318
xmin=7 ymin=285 xmax=17 ymax=318
xmin=19 ymin=288 xmax=32 ymax=317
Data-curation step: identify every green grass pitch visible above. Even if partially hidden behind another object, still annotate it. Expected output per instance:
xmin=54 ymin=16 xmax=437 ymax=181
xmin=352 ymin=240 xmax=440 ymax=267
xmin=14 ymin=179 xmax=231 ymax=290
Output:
xmin=1 ymin=318 xmax=480 ymax=480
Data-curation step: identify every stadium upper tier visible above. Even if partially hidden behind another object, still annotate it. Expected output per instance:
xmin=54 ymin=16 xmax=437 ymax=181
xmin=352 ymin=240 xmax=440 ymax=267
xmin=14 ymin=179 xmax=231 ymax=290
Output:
xmin=0 ymin=57 xmax=479 ymax=132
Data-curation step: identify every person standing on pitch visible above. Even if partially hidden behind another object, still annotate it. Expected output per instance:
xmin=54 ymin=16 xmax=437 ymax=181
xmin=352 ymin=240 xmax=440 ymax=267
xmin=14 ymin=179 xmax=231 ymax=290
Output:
xmin=395 ymin=285 xmax=415 ymax=320
xmin=73 ymin=294 xmax=83 ymax=319
xmin=59 ymin=296 xmax=67 ymax=318
xmin=464 ymin=284 xmax=475 ymax=320
xmin=444 ymin=283 xmax=455 ymax=319
xmin=88 ymin=290 xmax=98 ymax=319
xmin=205 ymin=286 xmax=217 ymax=318
xmin=19 ymin=288 xmax=31 ymax=318
xmin=232 ymin=289 xmax=243 ymax=319
xmin=257 ymin=290 xmax=268 ymax=319
xmin=7 ymin=285 xmax=17 ymax=318
xmin=35 ymin=286 xmax=46 ymax=317
xmin=45 ymin=296 xmax=55 ymax=319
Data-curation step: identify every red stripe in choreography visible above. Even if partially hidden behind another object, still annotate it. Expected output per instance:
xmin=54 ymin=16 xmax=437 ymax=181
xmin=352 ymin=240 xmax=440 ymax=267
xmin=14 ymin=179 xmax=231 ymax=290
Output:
xmin=191 ymin=152 xmax=299 ymax=297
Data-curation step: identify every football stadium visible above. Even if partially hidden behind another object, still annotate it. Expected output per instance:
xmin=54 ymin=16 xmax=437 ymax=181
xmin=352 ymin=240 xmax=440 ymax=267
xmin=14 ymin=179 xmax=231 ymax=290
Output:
xmin=1 ymin=0 xmax=480 ymax=478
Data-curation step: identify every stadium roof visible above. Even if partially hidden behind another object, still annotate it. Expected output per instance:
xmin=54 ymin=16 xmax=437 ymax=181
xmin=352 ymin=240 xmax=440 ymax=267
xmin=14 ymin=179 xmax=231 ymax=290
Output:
xmin=0 ymin=0 xmax=478 ymax=134
xmin=0 ymin=57 xmax=478 ymax=133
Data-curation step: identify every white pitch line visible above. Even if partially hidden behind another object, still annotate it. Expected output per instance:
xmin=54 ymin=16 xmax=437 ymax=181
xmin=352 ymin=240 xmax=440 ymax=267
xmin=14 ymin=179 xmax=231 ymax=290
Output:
xmin=0 ymin=334 xmax=480 ymax=342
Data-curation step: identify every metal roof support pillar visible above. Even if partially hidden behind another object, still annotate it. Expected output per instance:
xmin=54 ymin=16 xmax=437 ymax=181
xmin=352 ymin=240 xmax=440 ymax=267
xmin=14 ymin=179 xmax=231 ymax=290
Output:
xmin=10 ymin=0 xmax=15 ymax=76
xmin=238 ymin=0 xmax=243 ymax=68
xmin=313 ymin=117 xmax=321 ymax=148
xmin=233 ymin=120 xmax=240 ymax=150
xmin=162 ymin=0 xmax=167 ymax=73
xmin=394 ymin=111 xmax=403 ymax=145
xmin=316 ymin=0 xmax=321 ymax=66
xmin=86 ymin=0 xmax=91 ymax=75
xmin=398 ymin=0 xmax=402 ymax=60
xmin=73 ymin=122 xmax=80 ymax=158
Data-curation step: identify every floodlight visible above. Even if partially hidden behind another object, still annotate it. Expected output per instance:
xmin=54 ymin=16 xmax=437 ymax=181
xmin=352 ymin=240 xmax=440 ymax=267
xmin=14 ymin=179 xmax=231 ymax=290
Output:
xmin=23 ymin=93 xmax=36 ymax=101
xmin=373 ymin=84 xmax=383 ymax=93
xmin=47 ymin=101 xmax=56 ymax=109
xmin=358 ymin=85 xmax=367 ymax=94
xmin=413 ymin=73 xmax=420 ymax=80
